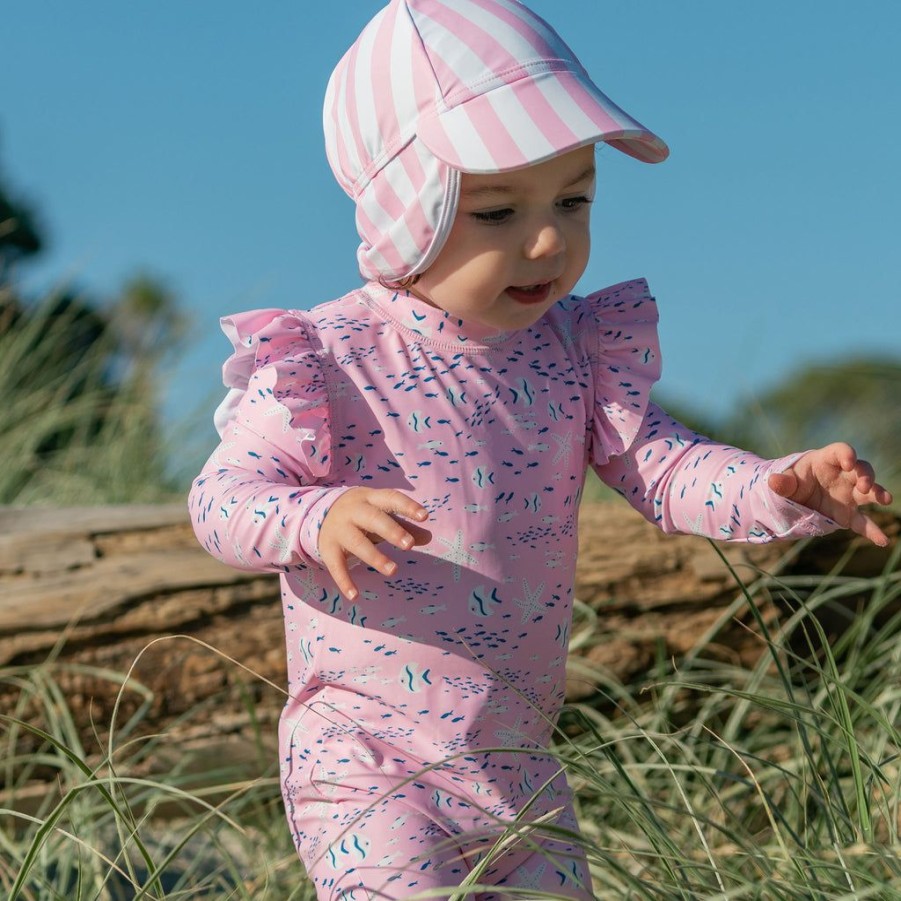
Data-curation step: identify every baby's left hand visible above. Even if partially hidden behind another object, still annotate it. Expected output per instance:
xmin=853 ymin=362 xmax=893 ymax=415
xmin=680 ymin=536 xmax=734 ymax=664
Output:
xmin=768 ymin=442 xmax=894 ymax=546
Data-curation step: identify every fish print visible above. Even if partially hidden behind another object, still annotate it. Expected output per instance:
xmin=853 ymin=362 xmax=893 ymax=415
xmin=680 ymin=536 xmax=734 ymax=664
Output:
xmin=189 ymin=278 xmax=834 ymax=897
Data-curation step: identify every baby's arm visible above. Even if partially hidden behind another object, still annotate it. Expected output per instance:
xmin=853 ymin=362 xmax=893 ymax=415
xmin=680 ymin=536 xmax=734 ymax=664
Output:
xmin=190 ymin=326 xmax=432 ymax=584
xmin=191 ymin=424 xmax=430 ymax=585
xmin=191 ymin=383 xmax=432 ymax=594
xmin=595 ymin=403 xmax=892 ymax=545
xmin=189 ymin=415 xmax=349 ymax=572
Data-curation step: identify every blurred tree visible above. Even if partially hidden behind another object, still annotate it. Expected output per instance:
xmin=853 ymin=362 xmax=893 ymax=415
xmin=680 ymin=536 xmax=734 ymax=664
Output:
xmin=721 ymin=358 xmax=901 ymax=492
xmin=0 ymin=275 xmax=189 ymax=503
xmin=0 ymin=175 xmax=42 ymax=284
xmin=110 ymin=273 xmax=189 ymax=375
xmin=0 ymin=140 xmax=188 ymax=504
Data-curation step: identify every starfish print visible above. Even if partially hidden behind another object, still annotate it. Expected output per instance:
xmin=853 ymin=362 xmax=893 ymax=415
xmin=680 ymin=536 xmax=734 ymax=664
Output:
xmin=294 ymin=564 xmax=319 ymax=598
xmin=513 ymin=861 xmax=547 ymax=889
xmin=550 ymin=431 xmax=576 ymax=464
xmin=493 ymin=717 xmax=527 ymax=748
xmin=263 ymin=400 xmax=293 ymax=433
xmin=683 ymin=511 xmax=705 ymax=535
xmin=437 ymin=529 xmax=478 ymax=582
xmin=514 ymin=579 xmax=545 ymax=623
xmin=759 ymin=494 xmax=795 ymax=534
xmin=210 ymin=441 xmax=237 ymax=469
xmin=269 ymin=522 xmax=294 ymax=563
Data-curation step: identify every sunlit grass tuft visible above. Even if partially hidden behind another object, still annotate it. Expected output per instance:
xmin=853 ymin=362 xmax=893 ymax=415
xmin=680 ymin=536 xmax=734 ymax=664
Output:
xmin=0 ymin=292 xmax=181 ymax=506
xmin=562 ymin=539 xmax=901 ymax=898
xmin=1 ymin=543 xmax=899 ymax=899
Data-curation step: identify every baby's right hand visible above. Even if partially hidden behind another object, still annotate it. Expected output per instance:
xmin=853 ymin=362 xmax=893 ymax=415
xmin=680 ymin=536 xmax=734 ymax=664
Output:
xmin=319 ymin=488 xmax=431 ymax=599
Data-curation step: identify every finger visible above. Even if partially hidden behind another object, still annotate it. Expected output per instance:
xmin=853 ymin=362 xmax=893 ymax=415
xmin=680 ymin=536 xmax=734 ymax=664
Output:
xmin=854 ymin=481 xmax=894 ymax=507
xmin=847 ymin=458 xmax=886 ymax=503
xmin=366 ymin=519 xmax=431 ymax=549
xmin=356 ymin=492 xmax=431 ymax=547
xmin=403 ymin=521 xmax=433 ymax=547
xmin=833 ymin=442 xmax=858 ymax=472
xmin=847 ymin=456 xmax=875 ymax=492
xmin=354 ymin=545 xmax=400 ymax=577
xmin=341 ymin=526 xmax=400 ymax=577
xmin=323 ymin=517 xmax=400 ymax=588
xmin=355 ymin=507 xmax=424 ymax=552
xmin=768 ymin=471 xmax=798 ymax=498
xmin=320 ymin=545 xmax=361 ymax=600
xmin=849 ymin=509 xmax=890 ymax=548
xmin=369 ymin=489 xmax=429 ymax=523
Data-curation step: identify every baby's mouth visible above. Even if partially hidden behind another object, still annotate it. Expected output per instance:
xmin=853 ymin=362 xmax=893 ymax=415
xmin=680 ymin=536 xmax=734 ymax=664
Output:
xmin=506 ymin=282 xmax=553 ymax=304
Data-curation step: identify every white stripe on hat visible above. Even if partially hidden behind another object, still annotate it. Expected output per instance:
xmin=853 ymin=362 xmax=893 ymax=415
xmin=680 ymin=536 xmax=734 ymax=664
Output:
xmin=484 ymin=82 xmax=558 ymax=163
xmin=360 ymin=150 xmax=437 ymax=276
xmin=425 ymin=82 xmax=497 ymax=168
xmin=334 ymin=65 xmax=365 ymax=192
xmin=362 ymin=189 xmax=408 ymax=272
xmin=468 ymin=0 xmax=565 ymax=55
xmin=322 ymin=72 xmax=350 ymax=193
xmin=355 ymin=205 xmax=394 ymax=275
xmin=389 ymin=6 xmax=422 ymax=137
xmin=351 ymin=7 xmax=384 ymax=168
xmin=450 ymin=0 xmax=562 ymax=65
xmin=414 ymin=9 xmax=495 ymax=105
xmin=533 ymin=73 xmax=623 ymax=143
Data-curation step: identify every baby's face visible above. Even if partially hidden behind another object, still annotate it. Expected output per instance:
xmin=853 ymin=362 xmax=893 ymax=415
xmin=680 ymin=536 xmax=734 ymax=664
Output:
xmin=410 ymin=145 xmax=595 ymax=332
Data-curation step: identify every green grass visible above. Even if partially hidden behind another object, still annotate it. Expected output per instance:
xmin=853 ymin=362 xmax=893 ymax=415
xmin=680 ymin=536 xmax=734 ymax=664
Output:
xmin=564 ymin=540 xmax=901 ymax=898
xmin=2 ymin=539 xmax=899 ymax=900
xmin=0 ymin=293 xmax=184 ymax=506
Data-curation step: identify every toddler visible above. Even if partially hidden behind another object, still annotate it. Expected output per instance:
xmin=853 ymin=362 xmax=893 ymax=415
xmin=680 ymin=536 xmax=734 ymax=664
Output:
xmin=189 ymin=1 xmax=892 ymax=898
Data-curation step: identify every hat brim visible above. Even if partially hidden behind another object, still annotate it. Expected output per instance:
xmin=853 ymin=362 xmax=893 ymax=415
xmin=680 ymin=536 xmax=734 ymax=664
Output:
xmin=417 ymin=67 xmax=668 ymax=174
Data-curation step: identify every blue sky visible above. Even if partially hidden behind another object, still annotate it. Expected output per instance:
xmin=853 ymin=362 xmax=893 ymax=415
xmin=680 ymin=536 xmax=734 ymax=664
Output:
xmin=3 ymin=1 xmax=899 ymax=447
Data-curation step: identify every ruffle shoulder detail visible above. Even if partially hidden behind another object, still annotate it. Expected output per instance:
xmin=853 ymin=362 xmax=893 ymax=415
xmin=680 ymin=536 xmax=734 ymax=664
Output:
xmin=585 ymin=278 xmax=662 ymax=465
xmin=212 ymin=309 xmax=331 ymax=474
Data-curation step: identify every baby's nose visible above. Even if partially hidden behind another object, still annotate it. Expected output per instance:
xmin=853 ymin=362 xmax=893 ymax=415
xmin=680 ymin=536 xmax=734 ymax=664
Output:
xmin=524 ymin=222 xmax=565 ymax=258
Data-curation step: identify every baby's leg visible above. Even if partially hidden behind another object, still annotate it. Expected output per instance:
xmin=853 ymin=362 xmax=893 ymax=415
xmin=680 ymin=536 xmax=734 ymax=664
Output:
xmin=479 ymin=803 xmax=594 ymax=901
xmin=484 ymin=840 xmax=594 ymax=901
xmin=301 ymin=802 xmax=471 ymax=900
xmin=299 ymin=799 xmax=593 ymax=900
xmin=308 ymin=824 xmax=593 ymax=901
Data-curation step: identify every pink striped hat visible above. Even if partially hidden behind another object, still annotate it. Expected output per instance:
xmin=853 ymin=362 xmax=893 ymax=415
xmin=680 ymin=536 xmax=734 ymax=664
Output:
xmin=324 ymin=0 xmax=668 ymax=281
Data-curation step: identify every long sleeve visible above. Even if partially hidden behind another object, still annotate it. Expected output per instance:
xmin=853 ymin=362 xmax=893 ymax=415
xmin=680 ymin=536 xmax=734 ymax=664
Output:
xmin=188 ymin=309 xmax=349 ymax=572
xmin=594 ymin=403 xmax=838 ymax=542
xmin=582 ymin=279 xmax=837 ymax=543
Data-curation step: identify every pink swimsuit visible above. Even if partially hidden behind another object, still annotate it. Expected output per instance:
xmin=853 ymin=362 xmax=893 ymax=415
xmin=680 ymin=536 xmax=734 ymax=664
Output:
xmin=190 ymin=278 xmax=834 ymax=899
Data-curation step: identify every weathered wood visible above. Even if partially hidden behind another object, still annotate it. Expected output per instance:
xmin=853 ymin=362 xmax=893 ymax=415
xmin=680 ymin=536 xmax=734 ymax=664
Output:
xmin=1 ymin=503 xmax=897 ymax=776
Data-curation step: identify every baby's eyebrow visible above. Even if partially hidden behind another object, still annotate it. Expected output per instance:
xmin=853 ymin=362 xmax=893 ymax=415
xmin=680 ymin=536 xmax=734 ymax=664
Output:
xmin=563 ymin=165 xmax=597 ymax=188
xmin=461 ymin=165 xmax=596 ymax=199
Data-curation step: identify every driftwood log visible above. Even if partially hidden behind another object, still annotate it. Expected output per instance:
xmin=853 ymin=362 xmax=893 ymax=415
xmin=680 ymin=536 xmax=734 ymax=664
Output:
xmin=1 ymin=503 xmax=897 ymax=784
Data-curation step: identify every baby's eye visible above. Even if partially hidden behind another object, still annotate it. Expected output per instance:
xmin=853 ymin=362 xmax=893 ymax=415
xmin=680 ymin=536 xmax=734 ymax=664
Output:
xmin=471 ymin=208 xmax=514 ymax=225
xmin=559 ymin=195 xmax=592 ymax=212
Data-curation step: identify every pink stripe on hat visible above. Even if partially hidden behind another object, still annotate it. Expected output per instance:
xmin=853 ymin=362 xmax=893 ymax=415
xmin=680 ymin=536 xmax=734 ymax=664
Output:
xmin=462 ymin=94 xmax=530 ymax=170
xmin=323 ymin=0 xmax=668 ymax=280
xmin=463 ymin=0 xmax=559 ymax=58
xmin=416 ymin=1 xmax=537 ymax=94
xmin=510 ymin=76 xmax=581 ymax=152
